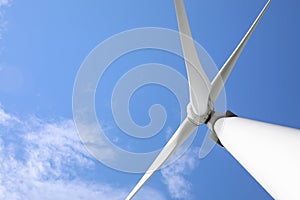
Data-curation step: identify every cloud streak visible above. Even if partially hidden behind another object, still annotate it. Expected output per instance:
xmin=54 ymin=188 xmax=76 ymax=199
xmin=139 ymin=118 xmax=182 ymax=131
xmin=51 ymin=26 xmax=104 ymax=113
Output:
xmin=0 ymin=0 xmax=10 ymax=7
xmin=161 ymin=148 xmax=198 ymax=200
xmin=0 ymin=107 xmax=165 ymax=200
xmin=0 ymin=0 xmax=10 ymax=40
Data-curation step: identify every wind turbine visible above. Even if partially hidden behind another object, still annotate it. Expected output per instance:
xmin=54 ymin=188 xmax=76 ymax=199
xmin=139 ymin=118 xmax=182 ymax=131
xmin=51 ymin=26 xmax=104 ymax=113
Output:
xmin=126 ymin=0 xmax=300 ymax=199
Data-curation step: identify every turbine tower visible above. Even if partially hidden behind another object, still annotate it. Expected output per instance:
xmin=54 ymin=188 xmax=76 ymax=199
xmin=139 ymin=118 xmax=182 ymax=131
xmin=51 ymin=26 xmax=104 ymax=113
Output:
xmin=126 ymin=0 xmax=300 ymax=199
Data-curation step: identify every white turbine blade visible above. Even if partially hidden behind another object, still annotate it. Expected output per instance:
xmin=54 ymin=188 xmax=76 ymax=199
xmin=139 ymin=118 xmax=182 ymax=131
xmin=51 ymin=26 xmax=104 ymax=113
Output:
xmin=198 ymin=131 xmax=217 ymax=159
xmin=214 ymin=117 xmax=300 ymax=200
xmin=126 ymin=118 xmax=197 ymax=200
xmin=174 ymin=0 xmax=211 ymax=116
xmin=210 ymin=0 xmax=272 ymax=103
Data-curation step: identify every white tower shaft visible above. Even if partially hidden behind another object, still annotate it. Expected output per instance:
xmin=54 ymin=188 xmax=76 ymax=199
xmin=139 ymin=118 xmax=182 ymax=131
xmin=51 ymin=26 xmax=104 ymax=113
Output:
xmin=215 ymin=117 xmax=300 ymax=200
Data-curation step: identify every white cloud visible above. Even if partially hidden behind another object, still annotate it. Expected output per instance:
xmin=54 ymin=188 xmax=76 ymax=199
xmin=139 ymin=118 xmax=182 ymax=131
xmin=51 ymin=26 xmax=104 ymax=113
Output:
xmin=161 ymin=148 xmax=198 ymax=200
xmin=0 ymin=0 xmax=10 ymax=7
xmin=134 ymin=186 xmax=166 ymax=200
xmin=0 ymin=106 xmax=19 ymax=125
xmin=0 ymin=107 xmax=164 ymax=200
xmin=0 ymin=0 xmax=10 ymax=40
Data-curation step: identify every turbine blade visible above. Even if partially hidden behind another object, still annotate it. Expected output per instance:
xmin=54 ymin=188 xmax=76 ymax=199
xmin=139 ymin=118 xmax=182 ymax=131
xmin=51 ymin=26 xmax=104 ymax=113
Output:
xmin=198 ymin=131 xmax=217 ymax=159
xmin=174 ymin=0 xmax=211 ymax=116
xmin=126 ymin=118 xmax=197 ymax=200
xmin=210 ymin=0 xmax=272 ymax=103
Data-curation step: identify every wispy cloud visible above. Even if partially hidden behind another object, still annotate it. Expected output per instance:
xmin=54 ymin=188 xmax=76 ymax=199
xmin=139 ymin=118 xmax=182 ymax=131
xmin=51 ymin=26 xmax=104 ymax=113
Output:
xmin=0 ymin=107 xmax=164 ymax=200
xmin=131 ymin=186 xmax=166 ymax=200
xmin=161 ymin=148 xmax=198 ymax=200
xmin=0 ymin=106 xmax=18 ymax=125
xmin=0 ymin=0 xmax=10 ymax=40
xmin=0 ymin=0 xmax=10 ymax=7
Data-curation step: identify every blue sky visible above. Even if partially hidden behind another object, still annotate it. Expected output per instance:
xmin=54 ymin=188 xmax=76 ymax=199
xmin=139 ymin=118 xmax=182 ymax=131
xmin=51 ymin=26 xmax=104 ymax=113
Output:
xmin=0 ymin=0 xmax=299 ymax=199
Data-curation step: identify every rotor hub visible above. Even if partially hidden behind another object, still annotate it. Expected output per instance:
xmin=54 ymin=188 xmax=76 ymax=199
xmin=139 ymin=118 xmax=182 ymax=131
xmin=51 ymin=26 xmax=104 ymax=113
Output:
xmin=187 ymin=97 xmax=214 ymax=126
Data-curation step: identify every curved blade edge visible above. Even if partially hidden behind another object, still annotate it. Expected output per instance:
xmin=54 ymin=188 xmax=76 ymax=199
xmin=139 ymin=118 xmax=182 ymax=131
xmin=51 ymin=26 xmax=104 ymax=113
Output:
xmin=174 ymin=0 xmax=211 ymax=116
xmin=210 ymin=0 xmax=272 ymax=103
xmin=126 ymin=118 xmax=197 ymax=200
